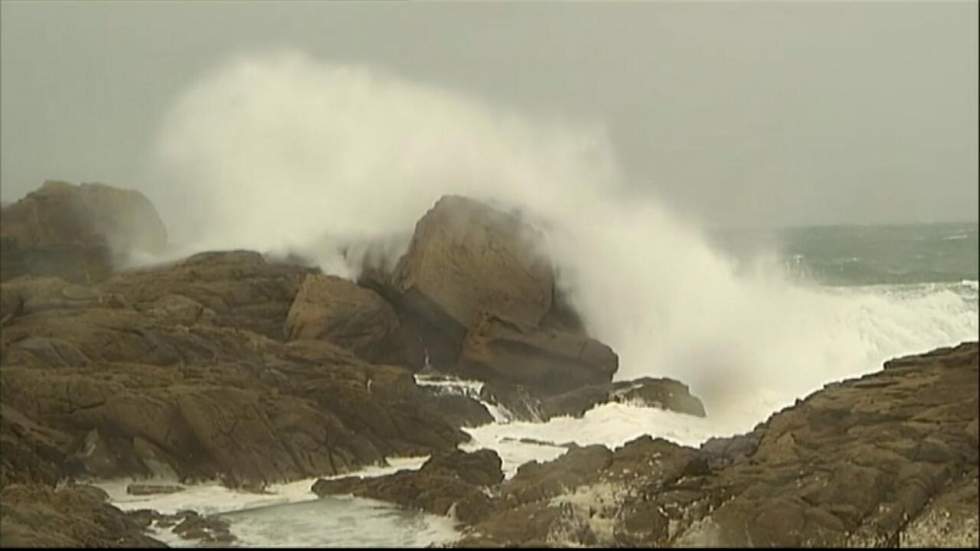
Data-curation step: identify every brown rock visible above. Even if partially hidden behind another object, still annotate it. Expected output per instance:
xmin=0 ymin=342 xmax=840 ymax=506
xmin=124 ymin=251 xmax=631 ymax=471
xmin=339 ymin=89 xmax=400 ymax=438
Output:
xmin=0 ymin=405 xmax=71 ymax=487
xmin=394 ymin=195 xmax=554 ymax=331
xmin=0 ymin=250 xmax=477 ymax=489
xmin=0 ymin=180 xmax=167 ymax=283
xmin=313 ymin=448 xmax=503 ymax=524
xmin=459 ymin=314 xmax=617 ymax=395
xmin=285 ymin=274 xmax=407 ymax=363
xmin=0 ymin=483 xmax=166 ymax=547
xmin=419 ymin=448 xmax=504 ymax=487
xmin=100 ymin=250 xmax=312 ymax=339
xmin=451 ymin=342 xmax=980 ymax=547
xmin=389 ymin=196 xmax=554 ymax=369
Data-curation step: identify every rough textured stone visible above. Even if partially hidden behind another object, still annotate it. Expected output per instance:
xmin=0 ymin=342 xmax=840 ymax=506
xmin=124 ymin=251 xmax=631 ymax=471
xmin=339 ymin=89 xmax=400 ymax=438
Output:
xmin=313 ymin=449 xmax=504 ymax=524
xmin=285 ymin=273 xmax=410 ymax=364
xmin=0 ymin=253 xmax=478 ymax=489
xmin=0 ymin=180 xmax=167 ymax=283
xmin=393 ymin=195 xmax=554 ymax=337
xmin=99 ymin=249 xmax=312 ymax=340
xmin=314 ymin=342 xmax=978 ymax=549
xmin=0 ymin=483 xmax=166 ymax=547
xmin=458 ymin=313 xmax=617 ymax=396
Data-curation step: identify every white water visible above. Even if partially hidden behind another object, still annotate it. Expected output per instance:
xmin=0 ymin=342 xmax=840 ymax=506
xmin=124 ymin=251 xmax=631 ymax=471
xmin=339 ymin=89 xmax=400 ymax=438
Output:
xmin=94 ymin=457 xmax=464 ymax=547
xmin=109 ymin=50 xmax=980 ymax=547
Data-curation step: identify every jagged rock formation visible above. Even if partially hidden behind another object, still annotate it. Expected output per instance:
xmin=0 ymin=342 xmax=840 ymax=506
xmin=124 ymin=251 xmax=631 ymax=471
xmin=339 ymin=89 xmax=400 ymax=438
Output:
xmin=312 ymin=342 xmax=979 ymax=548
xmin=0 ymin=267 xmax=482 ymax=487
xmin=0 ymin=185 xmax=643 ymax=496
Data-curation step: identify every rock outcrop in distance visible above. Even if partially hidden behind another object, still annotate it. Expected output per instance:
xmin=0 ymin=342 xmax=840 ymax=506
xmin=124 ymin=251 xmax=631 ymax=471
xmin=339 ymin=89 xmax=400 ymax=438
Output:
xmin=312 ymin=341 xmax=979 ymax=548
xmin=0 ymin=180 xmax=167 ymax=284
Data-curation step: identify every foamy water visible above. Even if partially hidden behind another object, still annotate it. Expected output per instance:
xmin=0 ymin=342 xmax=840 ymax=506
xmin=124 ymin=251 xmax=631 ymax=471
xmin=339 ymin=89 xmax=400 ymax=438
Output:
xmin=94 ymin=457 xmax=462 ymax=548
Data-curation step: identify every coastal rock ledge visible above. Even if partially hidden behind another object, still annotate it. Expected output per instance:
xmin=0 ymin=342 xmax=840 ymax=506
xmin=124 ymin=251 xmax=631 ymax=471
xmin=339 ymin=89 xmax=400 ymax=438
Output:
xmin=312 ymin=341 xmax=979 ymax=548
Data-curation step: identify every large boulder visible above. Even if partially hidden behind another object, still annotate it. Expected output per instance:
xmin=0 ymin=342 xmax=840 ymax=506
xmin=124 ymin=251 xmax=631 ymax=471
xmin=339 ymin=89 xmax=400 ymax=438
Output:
xmin=458 ymin=313 xmax=617 ymax=395
xmin=389 ymin=195 xmax=555 ymax=367
xmin=0 ymin=181 xmax=167 ymax=283
xmin=285 ymin=274 xmax=414 ymax=364
xmin=361 ymin=195 xmax=622 ymax=396
xmin=394 ymin=195 xmax=554 ymax=329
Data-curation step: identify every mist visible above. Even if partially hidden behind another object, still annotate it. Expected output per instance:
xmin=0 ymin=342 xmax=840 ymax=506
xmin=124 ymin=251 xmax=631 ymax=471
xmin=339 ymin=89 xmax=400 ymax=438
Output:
xmin=2 ymin=1 xmax=977 ymax=228
xmin=143 ymin=50 xmax=977 ymax=431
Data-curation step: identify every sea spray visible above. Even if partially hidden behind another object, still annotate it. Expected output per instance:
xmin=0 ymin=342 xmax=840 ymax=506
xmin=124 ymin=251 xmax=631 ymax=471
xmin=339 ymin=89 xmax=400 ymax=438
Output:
xmin=141 ymin=50 xmax=979 ymax=434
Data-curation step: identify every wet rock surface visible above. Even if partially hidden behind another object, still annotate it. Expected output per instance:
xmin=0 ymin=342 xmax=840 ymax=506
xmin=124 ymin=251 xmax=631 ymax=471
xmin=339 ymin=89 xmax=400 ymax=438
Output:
xmin=0 ymin=483 xmax=166 ymax=547
xmin=313 ymin=449 xmax=504 ymax=524
xmin=477 ymin=375 xmax=707 ymax=422
xmin=309 ymin=342 xmax=979 ymax=548
xmin=285 ymin=273 xmax=410 ymax=363
xmin=460 ymin=341 xmax=980 ymax=547
xmin=458 ymin=313 xmax=618 ymax=395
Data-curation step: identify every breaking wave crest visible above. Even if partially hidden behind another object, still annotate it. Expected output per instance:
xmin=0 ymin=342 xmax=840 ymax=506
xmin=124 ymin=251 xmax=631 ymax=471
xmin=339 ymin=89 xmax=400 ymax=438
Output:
xmin=142 ymin=50 xmax=978 ymax=434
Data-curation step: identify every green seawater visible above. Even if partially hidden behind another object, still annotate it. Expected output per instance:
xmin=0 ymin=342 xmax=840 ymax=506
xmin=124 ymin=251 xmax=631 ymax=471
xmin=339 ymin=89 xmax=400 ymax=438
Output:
xmin=710 ymin=222 xmax=979 ymax=287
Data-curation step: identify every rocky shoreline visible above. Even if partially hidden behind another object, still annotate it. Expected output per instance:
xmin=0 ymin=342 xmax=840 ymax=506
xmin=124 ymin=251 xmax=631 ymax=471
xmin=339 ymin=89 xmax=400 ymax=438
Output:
xmin=0 ymin=180 xmax=976 ymax=547
xmin=314 ymin=342 xmax=979 ymax=547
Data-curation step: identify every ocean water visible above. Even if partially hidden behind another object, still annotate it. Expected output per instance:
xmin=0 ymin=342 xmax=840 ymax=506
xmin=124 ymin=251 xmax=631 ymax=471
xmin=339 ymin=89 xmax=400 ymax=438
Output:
xmin=99 ymin=222 xmax=979 ymax=547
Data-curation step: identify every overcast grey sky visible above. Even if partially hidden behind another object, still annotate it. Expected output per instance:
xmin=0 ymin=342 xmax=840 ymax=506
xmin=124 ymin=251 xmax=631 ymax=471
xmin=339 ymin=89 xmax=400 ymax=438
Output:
xmin=1 ymin=1 xmax=977 ymax=228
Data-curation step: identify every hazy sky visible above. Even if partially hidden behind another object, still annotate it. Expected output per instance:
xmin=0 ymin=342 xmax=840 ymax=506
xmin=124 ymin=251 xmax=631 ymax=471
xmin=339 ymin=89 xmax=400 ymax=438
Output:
xmin=1 ymin=1 xmax=977 ymax=228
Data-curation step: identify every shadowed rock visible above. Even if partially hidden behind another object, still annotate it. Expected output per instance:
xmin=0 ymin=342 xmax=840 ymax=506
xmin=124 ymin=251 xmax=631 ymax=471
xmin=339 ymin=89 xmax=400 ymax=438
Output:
xmin=393 ymin=195 xmax=555 ymax=337
xmin=0 ymin=483 xmax=166 ymax=547
xmin=313 ymin=449 xmax=504 ymax=524
xmin=458 ymin=313 xmax=617 ymax=395
xmin=285 ymin=273 xmax=413 ymax=364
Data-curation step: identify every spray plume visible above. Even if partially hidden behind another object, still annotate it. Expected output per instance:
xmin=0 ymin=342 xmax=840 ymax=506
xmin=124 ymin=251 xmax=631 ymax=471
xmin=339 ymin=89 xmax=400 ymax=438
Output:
xmin=142 ymin=50 xmax=977 ymax=432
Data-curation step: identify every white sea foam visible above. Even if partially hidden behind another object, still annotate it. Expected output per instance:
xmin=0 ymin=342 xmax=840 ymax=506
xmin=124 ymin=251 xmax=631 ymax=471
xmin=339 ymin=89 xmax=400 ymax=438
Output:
xmin=97 ymin=456 xmax=451 ymax=547
xmin=96 ymin=456 xmax=428 ymax=516
xmin=461 ymin=403 xmax=735 ymax=478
